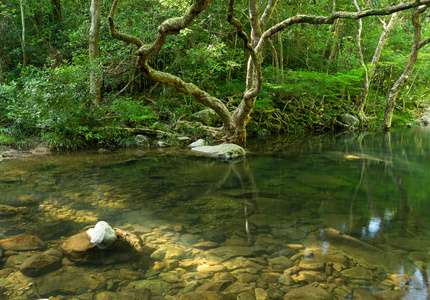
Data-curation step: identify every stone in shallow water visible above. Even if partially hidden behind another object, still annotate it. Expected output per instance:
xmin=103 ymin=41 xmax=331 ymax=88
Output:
xmin=0 ymin=204 xmax=27 ymax=216
xmin=341 ymin=266 xmax=373 ymax=283
xmin=303 ymin=228 xmax=414 ymax=274
xmin=36 ymin=266 xmax=106 ymax=297
xmin=179 ymin=291 xmax=224 ymax=300
xmin=61 ymin=231 xmax=96 ymax=262
xmin=284 ymin=286 xmax=333 ymax=300
xmin=129 ymin=279 xmax=173 ymax=296
xmin=20 ymin=250 xmax=63 ymax=277
xmin=0 ymin=235 xmax=45 ymax=251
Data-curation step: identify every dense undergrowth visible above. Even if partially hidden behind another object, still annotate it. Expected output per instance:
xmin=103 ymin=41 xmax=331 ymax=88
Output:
xmin=0 ymin=63 xmax=421 ymax=151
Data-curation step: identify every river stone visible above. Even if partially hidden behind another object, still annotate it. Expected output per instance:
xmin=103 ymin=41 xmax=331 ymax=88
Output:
xmin=299 ymin=258 xmax=325 ymax=271
xmin=193 ymin=241 xmax=220 ymax=249
xmin=255 ymin=288 xmax=268 ymax=300
xmin=205 ymin=246 xmax=257 ymax=260
xmin=237 ymin=292 xmax=255 ymax=300
xmin=337 ymin=113 xmax=359 ymax=128
xmin=268 ymin=256 xmax=294 ymax=269
xmin=0 ymin=204 xmax=27 ymax=216
xmin=188 ymin=108 xmax=220 ymax=126
xmin=201 ymin=230 xmax=226 ymax=243
xmin=135 ymin=135 xmax=151 ymax=147
xmin=60 ymin=231 xmax=96 ymax=262
xmin=189 ymin=139 xmax=208 ymax=148
xmin=165 ymin=246 xmax=186 ymax=260
xmin=191 ymin=144 xmax=246 ymax=160
xmin=278 ymin=273 xmax=294 ymax=286
xmin=341 ymin=266 xmax=373 ymax=283
xmin=129 ymin=279 xmax=173 ymax=296
xmin=304 ymin=228 xmax=413 ymax=274
xmin=36 ymin=266 xmax=106 ymax=296
xmin=222 ymin=282 xmax=255 ymax=299
xmin=197 ymin=264 xmax=227 ymax=273
xmin=0 ymin=235 xmax=45 ymax=251
xmin=20 ymin=251 xmax=62 ymax=277
xmin=179 ymin=291 xmax=224 ymax=300
xmin=261 ymin=272 xmax=282 ymax=283
xmin=284 ymin=286 xmax=333 ymax=300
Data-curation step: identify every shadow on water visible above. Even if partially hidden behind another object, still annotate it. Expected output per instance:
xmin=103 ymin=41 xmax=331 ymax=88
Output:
xmin=1 ymin=129 xmax=430 ymax=298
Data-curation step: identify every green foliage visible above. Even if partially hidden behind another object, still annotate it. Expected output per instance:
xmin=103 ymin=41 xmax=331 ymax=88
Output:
xmin=110 ymin=97 xmax=157 ymax=127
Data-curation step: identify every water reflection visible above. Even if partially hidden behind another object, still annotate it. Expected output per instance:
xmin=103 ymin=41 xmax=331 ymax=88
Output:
xmin=1 ymin=129 xmax=430 ymax=298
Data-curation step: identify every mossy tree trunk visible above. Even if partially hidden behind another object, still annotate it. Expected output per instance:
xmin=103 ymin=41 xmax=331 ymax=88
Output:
xmin=108 ymin=0 xmax=430 ymax=146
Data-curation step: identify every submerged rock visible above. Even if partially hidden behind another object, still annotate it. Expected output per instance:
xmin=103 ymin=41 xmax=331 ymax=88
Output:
xmin=36 ymin=266 xmax=106 ymax=296
xmin=61 ymin=225 xmax=146 ymax=264
xmin=20 ymin=249 xmax=63 ymax=277
xmin=304 ymin=228 xmax=414 ymax=274
xmin=284 ymin=285 xmax=333 ymax=300
xmin=0 ymin=235 xmax=45 ymax=251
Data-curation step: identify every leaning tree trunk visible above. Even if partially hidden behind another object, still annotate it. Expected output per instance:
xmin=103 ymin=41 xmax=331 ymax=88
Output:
xmin=109 ymin=0 xmax=430 ymax=146
xmin=89 ymin=0 xmax=101 ymax=104
xmin=356 ymin=13 xmax=399 ymax=116
xmin=382 ymin=5 xmax=430 ymax=130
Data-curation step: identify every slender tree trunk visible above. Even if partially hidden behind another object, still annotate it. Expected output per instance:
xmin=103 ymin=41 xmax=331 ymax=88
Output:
xmin=356 ymin=13 xmax=399 ymax=116
xmin=353 ymin=0 xmax=369 ymax=116
xmin=0 ymin=58 xmax=5 ymax=85
xmin=52 ymin=0 xmax=62 ymax=23
xmin=19 ymin=0 xmax=26 ymax=69
xmin=89 ymin=0 xmax=101 ymax=104
xmin=382 ymin=5 xmax=430 ymax=130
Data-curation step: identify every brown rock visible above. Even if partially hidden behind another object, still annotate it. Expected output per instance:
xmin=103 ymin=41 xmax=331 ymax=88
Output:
xmin=299 ymin=258 xmax=325 ymax=271
xmin=20 ymin=252 xmax=62 ymax=277
xmin=0 ymin=235 xmax=45 ymax=251
xmin=60 ymin=232 xmax=96 ymax=262
xmin=179 ymin=291 xmax=224 ymax=300
xmin=284 ymin=286 xmax=333 ymax=300
xmin=113 ymin=228 xmax=145 ymax=252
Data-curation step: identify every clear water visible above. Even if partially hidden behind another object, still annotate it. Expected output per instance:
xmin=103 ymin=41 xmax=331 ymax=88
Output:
xmin=1 ymin=128 xmax=430 ymax=298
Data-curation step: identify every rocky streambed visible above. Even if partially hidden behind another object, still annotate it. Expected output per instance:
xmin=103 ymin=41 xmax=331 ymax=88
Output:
xmin=0 ymin=217 xmax=427 ymax=300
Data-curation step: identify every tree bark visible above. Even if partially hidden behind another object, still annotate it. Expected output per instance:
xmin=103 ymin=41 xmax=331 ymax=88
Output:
xmin=52 ymin=0 xmax=62 ymax=23
xmin=382 ymin=5 xmax=430 ymax=130
xmin=89 ymin=0 xmax=101 ymax=104
xmin=356 ymin=13 xmax=399 ymax=116
xmin=0 ymin=58 xmax=4 ymax=85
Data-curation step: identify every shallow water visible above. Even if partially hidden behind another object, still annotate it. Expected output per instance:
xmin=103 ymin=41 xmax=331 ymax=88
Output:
xmin=1 ymin=128 xmax=430 ymax=299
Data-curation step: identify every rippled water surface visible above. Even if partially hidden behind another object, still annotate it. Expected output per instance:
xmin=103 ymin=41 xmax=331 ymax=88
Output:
xmin=2 ymin=128 xmax=430 ymax=299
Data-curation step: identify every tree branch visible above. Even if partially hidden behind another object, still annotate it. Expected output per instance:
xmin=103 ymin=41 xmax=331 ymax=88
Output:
xmin=256 ymin=0 xmax=430 ymax=53
xmin=108 ymin=0 xmax=144 ymax=47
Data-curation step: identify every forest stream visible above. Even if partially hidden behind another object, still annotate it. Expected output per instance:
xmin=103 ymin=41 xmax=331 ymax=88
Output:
xmin=1 ymin=128 xmax=430 ymax=299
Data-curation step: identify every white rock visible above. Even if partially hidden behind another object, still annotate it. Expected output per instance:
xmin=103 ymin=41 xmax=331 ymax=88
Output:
xmin=86 ymin=221 xmax=117 ymax=248
xmin=188 ymin=139 xmax=207 ymax=148
xmin=191 ymin=143 xmax=246 ymax=160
